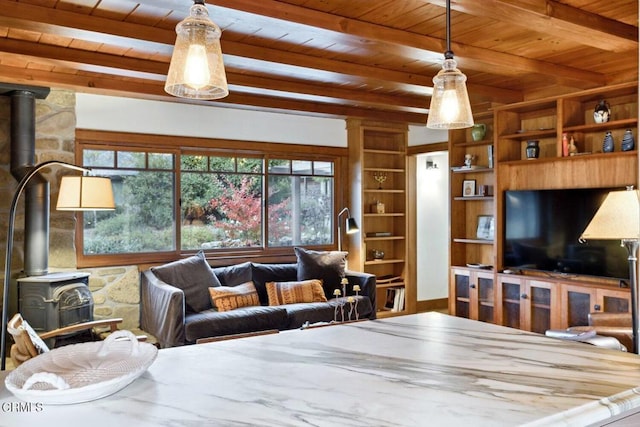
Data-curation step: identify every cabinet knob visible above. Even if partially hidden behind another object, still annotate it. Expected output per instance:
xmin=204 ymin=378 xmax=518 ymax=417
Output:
xmin=594 ymin=304 xmax=601 ymax=311
xmin=470 ymin=284 xmax=476 ymax=289
xmin=520 ymin=293 xmax=528 ymax=299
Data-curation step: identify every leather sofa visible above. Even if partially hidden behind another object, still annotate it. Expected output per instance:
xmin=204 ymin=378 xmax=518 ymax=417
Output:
xmin=140 ymin=253 xmax=376 ymax=348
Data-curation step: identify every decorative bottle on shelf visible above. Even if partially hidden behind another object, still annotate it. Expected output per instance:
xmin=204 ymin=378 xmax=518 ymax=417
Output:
xmin=562 ymin=133 xmax=569 ymax=157
xmin=621 ymin=129 xmax=635 ymax=151
xmin=525 ymin=140 xmax=539 ymax=159
xmin=593 ymin=99 xmax=611 ymax=123
xmin=602 ymin=131 xmax=615 ymax=153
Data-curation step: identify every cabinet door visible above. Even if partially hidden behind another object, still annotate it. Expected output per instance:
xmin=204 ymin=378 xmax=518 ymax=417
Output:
xmin=450 ymin=268 xmax=472 ymax=319
xmin=474 ymin=271 xmax=495 ymax=323
xmin=595 ymin=288 xmax=630 ymax=313
xmin=561 ymin=284 xmax=596 ymax=328
xmin=497 ymin=275 xmax=522 ymax=329
xmin=522 ymin=280 xmax=559 ymax=333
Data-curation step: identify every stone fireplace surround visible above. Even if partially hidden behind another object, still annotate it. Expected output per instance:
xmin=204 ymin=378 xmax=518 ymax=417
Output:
xmin=0 ymin=90 xmax=140 ymax=331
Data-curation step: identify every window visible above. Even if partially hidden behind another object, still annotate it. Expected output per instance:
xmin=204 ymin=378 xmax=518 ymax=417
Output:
xmin=76 ymin=136 xmax=340 ymax=265
xmin=82 ymin=149 xmax=176 ymax=255
xmin=181 ymin=155 xmax=263 ymax=250
xmin=267 ymin=159 xmax=334 ymax=247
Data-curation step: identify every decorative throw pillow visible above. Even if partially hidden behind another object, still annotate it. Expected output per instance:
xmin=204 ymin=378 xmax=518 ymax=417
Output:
xmin=212 ymin=262 xmax=253 ymax=287
xmin=151 ymin=251 xmax=220 ymax=314
xmin=208 ymin=281 xmax=260 ymax=312
xmin=294 ymin=247 xmax=347 ymax=299
xmin=266 ymin=279 xmax=327 ymax=306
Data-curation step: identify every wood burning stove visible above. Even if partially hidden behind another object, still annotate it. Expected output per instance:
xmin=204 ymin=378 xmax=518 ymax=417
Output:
xmin=17 ymin=272 xmax=93 ymax=336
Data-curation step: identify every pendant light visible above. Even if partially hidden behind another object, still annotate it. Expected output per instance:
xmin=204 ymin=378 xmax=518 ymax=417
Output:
xmin=426 ymin=0 xmax=474 ymax=129
xmin=165 ymin=0 xmax=229 ymax=100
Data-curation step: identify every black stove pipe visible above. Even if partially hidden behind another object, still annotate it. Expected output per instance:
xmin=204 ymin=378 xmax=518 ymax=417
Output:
xmin=9 ymin=90 xmax=50 ymax=277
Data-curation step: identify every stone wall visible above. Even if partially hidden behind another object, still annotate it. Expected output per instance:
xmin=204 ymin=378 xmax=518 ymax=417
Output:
xmin=0 ymin=89 xmax=140 ymax=331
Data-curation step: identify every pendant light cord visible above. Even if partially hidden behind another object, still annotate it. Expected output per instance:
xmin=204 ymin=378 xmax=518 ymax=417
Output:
xmin=445 ymin=0 xmax=453 ymax=60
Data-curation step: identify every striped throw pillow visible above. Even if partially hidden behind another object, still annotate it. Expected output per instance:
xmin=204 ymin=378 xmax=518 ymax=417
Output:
xmin=208 ymin=281 xmax=260 ymax=312
xmin=266 ymin=279 xmax=327 ymax=305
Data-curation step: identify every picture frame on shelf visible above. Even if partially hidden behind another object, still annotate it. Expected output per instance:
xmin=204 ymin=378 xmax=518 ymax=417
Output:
xmin=476 ymin=215 xmax=495 ymax=240
xmin=462 ymin=179 xmax=476 ymax=197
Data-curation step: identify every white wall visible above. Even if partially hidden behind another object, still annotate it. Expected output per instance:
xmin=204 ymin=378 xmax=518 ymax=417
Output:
xmin=76 ymin=94 xmax=347 ymax=146
xmin=408 ymin=124 xmax=448 ymax=146
xmin=416 ymin=152 xmax=450 ymax=300
xmin=76 ymin=93 xmax=443 ymax=147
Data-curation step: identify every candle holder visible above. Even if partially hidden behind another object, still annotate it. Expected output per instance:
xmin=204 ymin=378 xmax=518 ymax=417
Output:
xmin=333 ymin=289 xmax=342 ymax=322
xmin=347 ymin=296 xmax=355 ymax=321
xmin=373 ymin=171 xmax=387 ymax=189
xmin=352 ymin=284 xmax=361 ymax=320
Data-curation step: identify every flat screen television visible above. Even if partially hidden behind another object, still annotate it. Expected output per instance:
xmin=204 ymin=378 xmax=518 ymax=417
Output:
xmin=503 ymin=187 xmax=630 ymax=280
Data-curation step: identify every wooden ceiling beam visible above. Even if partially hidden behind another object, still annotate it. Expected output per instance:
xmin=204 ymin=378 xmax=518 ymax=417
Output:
xmin=226 ymin=73 xmax=429 ymax=110
xmin=211 ymin=0 xmax=606 ymax=85
xmin=441 ymin=0 xmax=638 ymax=53
xmin=221 ymin=40 xmax=431 ymax=89
xmin=223 ymin=42 xmax=518 ymax=102
xmin=0 ymin=38 xmax=168 ymax=77
xmin=0 ymin=0 xmax=173 ymax=51
xmin=0 ymin=63 xmax=427 ymax=123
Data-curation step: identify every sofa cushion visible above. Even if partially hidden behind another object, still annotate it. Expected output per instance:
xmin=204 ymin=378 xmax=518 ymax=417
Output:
xmin=283 ymin=296 xmax=372 ymax=329
xmin=294 ymin=247 xmax=347 ymax=299
xmin=266 ymin=279 xmax=327 ymax=306
xmin=209 ymin=281 xmax=260 ymax=312
xmin=251 ymin=263 xmax=298 ymax=305
xmin=151 ymin=252 xmax=219 ymax=314
xmin=184 ymin=306 xmax=288 ymax=343
xmin=212 ymin=262 xmax=253 ymax=287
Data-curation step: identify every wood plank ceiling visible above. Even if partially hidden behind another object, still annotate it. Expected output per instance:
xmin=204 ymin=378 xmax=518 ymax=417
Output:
xmin=0 ymin=0 xmax=636 ymax=124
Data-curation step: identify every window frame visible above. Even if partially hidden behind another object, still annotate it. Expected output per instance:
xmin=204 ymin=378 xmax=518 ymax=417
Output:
xmin=75 ymin=130 xmax=347 ymax=268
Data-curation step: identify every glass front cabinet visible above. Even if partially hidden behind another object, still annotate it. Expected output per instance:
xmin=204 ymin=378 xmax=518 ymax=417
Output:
xmin=493 ymin=274 xmax=630 ymax=332
xmin=450 ymin=267 xmax=495 ymax=323
xmin=496 ymin=275 xmax=562 ymax=333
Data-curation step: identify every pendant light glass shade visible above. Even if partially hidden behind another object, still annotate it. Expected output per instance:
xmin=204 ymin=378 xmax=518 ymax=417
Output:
xmin=427 ymin=56 xmax=474 ymax=129
xmin=56 ymin=176 xmax=115 ymax=211
xmin=427 ymin=0 xmax=474 ymax=130
xmin=164 ymin=1 xmax=229 ymax=100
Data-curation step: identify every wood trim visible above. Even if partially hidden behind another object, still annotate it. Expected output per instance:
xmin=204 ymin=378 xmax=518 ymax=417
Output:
xmin=406 ymin=155 xmax=417 ymax=314
xmin=407 ymin=142 xmax=448 ymax=156
xmin=76 ymin=129 xmax=348 ymax=157
xmin=417 ymin=298 xmax=449 ymax=313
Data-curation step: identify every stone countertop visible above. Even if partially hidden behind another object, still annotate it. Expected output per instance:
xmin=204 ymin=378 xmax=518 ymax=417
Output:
xmin=2 ymin=312 xmax=640 ymax=426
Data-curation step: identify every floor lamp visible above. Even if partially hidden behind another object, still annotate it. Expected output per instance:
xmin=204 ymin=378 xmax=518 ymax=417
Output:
xmin=337 ymin=207 xmax=359 ymax=252
xmin=1 ymin=160 xmax=115 ymax=370
xmin=580 ymin=187 xmax=640 ymax=354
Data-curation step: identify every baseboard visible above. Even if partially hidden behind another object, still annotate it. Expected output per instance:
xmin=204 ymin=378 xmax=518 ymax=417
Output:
xmin=416 ymin=298 xmax=448 ymax=313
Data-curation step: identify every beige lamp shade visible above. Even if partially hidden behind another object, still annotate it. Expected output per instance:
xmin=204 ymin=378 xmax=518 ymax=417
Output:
xmin=56 ymin=176 xmax=115 ymax=211
xmin=580 ymin=188 xmax=640 ymax=240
